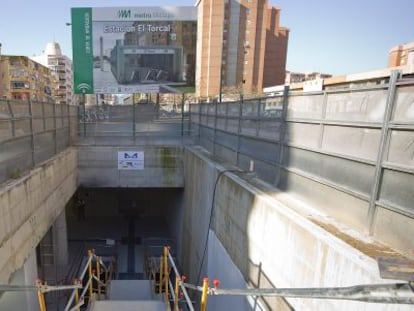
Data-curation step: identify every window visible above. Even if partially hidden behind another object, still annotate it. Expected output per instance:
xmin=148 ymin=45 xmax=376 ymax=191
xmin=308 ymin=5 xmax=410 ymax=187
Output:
xmin=11 ymin=81 xmax=29 ymax=89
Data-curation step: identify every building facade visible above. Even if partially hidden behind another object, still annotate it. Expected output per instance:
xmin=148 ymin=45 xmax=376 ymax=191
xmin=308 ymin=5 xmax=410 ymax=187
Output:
xmin=1 ymin=55 xmax=55 ymax=102
xmin=31 ymin=42 xmax=74 ymax=105
xmin=388 ymin=41 xmax=414 ymax=68
xmin=195 ymin=0 xmax=289 ymax=99
xmin=285 ymin=71 xmax=332 ymax=84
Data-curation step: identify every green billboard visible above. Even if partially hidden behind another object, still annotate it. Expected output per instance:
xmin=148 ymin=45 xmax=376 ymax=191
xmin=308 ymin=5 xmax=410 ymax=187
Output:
xmin=71 ymin=7 xmax=197 ymax=94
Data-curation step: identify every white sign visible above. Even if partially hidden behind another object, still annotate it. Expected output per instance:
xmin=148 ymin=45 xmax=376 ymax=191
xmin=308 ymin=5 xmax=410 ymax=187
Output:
xmin=118 ymin=151 xmax=144 ymax=170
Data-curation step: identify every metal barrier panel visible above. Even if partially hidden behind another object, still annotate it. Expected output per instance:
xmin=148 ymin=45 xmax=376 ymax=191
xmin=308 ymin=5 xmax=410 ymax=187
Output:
xmin=0 ymin=99 xmax=77 ymax=185
xmin=77 ymin=102 xmax=191 ymax=145
xmin=189 ymin=72 xmax=414 ymax=239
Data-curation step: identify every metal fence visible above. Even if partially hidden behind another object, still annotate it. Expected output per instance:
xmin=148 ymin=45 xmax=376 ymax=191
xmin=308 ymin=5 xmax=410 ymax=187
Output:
xmin=0 ymin=99 xmax=78 ymax=185
xmin=77 ymin=101 xmax=193 ymax=146
xmin=189 ymin=71 xmax=414 ymax=234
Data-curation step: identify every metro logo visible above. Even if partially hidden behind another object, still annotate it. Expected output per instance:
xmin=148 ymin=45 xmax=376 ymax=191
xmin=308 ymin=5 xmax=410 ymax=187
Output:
xmin=118 ymin=9 xmax=131 ymax=19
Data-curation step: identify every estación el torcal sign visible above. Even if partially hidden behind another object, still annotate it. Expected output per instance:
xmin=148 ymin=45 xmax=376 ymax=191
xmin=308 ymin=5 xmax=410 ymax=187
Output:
xmin=71 ymin=7 xmax=197 ymax=94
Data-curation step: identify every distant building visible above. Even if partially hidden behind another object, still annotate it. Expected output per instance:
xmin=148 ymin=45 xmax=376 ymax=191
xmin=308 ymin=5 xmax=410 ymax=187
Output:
xmin=0 ymin=55 xmax=55 ymax=102
xmin=285 ymin=71 xmax=332 ymax=84
xmin=388 ymin=41 xmax=414 ymax=68
xmin=31 ymin=42 xmax=73 ymax=105
xmin=195 ymin=0 xmax=289 ymax=99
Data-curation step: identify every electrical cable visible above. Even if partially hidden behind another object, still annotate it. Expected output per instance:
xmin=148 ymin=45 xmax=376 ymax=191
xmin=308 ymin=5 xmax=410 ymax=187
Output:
xmin=196 ymin=169 xmax=241 ymax=285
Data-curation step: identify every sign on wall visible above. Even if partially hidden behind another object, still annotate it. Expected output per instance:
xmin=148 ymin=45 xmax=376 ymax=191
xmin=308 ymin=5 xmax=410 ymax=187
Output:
xmin=71 ymin=7 xmax=197 ymax=94
xmin=118 ymin=151 xmax=144 ymax=170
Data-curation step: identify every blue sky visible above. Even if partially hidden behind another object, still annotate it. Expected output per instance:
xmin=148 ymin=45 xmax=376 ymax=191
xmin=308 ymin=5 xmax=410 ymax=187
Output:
xmin=0 ymin=0 xmax=413 ymax=76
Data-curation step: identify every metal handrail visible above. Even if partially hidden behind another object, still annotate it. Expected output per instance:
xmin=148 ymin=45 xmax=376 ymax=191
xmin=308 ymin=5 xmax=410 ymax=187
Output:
xmin=167 ymin=251 xmax=195 ymax=311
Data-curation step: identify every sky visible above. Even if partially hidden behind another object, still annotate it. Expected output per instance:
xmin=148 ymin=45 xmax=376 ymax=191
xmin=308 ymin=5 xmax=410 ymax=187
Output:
xmin=0 ymin=0 xmax=413 ymax=76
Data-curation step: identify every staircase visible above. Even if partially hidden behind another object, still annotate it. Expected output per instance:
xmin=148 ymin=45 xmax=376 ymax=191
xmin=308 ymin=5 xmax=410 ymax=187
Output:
xmin=90 ymin=280 xmax=166 ymax=311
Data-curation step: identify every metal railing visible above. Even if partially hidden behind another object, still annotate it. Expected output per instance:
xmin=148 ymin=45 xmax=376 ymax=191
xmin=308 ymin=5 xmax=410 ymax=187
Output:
xmin=188 ymin=71 xmax=414 ymax=235
xmin=0 ymin=99 xmax=78 ymax=185
xmin=77 ymin=100 xmax=193 ymax=146
xmin=63 ymin=249 xmax=115 ymax=311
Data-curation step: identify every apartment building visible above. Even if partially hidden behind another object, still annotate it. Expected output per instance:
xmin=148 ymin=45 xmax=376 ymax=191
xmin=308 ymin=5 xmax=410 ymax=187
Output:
xmin=388 ymin=41 xmax=414 ymax=68
xmin=1 ymin=55 xmax=55 ymax=102
xmin=31 ymin=42 xmax=74 ymax=105
xmin=195 ymin=0 xmax=289 ymax=99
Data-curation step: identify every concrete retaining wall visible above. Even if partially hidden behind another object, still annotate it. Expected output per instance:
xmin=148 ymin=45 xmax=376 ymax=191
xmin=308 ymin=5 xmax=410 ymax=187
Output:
xmin=182 ymin=146 xmax=410 ymax=311
xmin=0 ymin=148 xmax=78 ymax=283
xmin=78 ymin=146 xmax=184 ymax=187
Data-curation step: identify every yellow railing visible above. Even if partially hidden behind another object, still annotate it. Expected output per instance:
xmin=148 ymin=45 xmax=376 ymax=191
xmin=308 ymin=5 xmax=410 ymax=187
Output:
xmin=154 ymin=246 xmax=195 ymax=311
xmin=36 ymin=249 xmax=115 ymax=311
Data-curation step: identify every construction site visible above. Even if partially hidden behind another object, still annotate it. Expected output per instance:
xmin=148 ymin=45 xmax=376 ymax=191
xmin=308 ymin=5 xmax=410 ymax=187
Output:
xmin=0 ymin=69 xmax=414 ymax=311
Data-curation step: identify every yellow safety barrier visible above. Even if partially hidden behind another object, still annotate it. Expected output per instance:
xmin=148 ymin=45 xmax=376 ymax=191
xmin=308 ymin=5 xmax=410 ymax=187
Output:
xmin=163 ymin=246 xmax=169 ymax=306
xmin=36 ymin=280 xmax=47 ymax=311
xmin=96 ymin=255 xmax=101 ymax=300
xmin=159 ymin=254 xmax=164 ymax=295
xmin=201 ymin=278 xmax=209 ymax=311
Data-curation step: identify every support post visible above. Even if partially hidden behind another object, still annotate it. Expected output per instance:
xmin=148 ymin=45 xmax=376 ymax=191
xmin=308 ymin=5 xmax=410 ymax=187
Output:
xmin=88 ymin=250 xmax=93 ymax=300
xmin=159 ymin=255 xmax=164 ymax=295
xmin=36 ymin=280 xmax=47 ymax=311
xmin=200 ymin=278 xmax=209 ymax=311
xmin=174 ymin=276 xmax=180 ymax=311
xmin=74 ymin=279 xmax=80 ymax=311
xmin=367 ymin=70 xmax=401 ymax=232
xmin=96 ymin=256 xmax=101 ymax=300
xmin=163 ymin=246 xmax=169 ymax=302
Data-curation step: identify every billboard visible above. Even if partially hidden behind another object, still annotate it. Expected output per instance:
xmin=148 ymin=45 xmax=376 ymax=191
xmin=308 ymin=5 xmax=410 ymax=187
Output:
xmin=71 ymin=7 xmax=197 ymax=94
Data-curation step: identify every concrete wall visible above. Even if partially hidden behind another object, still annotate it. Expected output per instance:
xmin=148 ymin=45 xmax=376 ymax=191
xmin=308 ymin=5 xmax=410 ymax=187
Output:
xmin=78 ymin=146 xmax=184 ymax=188
xmin=0 ymin=148 xmax=77 ymax=284
xmin=182 ymin=146 xmax=411 ymax=311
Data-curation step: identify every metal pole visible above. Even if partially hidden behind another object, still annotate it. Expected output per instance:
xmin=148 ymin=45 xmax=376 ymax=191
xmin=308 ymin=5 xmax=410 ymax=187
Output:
xmin=36 ymin=280 xmax=47 ymax=311
xmin=28 ymin=98 xmax=36 ymax=167
xmin=174 ymin=276 xmax=180 ymax=311
xmin=6 ymin=100 xmax=15 ymax=137
xmin=132 ymin=103 xmax=136 ymax=141
xmin=236 ymin=94 xmax=243 ymax=166
xmin=88 ymin=250 xmax=93 ymax=300
xmin=367 ymin=70 xmax=401 ymax=232
xmin=211 ymin=283 xmax=414 ymax=304
xmin=181 ymin=93 xmax=185 ymax=136
xmin=213 ymin=100 xmax=218 ymax=155
xmin=167 ymin=252 xmax=195 ymax=311
xmin=200 ymin=278 xmax=209 ymax=311
xmin=159 ymin=255 xmax=164 ymax=295
xmin=53 ymin=102 xmax=57 ymax=155
xmin=74 ymin=279 xmax=80 ymax=311
xmin=82 ymin=103 xmax=86 ymax=137
xmin=96 ymin=256 xmax=101 ymax=300
xmin=163 ymin=246 xmax=169 ymax=303
xmin=275 ymin=85 xmax=290 ymax=187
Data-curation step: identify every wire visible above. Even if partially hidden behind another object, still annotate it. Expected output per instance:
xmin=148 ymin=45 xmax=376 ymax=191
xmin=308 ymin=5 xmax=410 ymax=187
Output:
xmin=196 ymin=169 xmax=240 ymax=285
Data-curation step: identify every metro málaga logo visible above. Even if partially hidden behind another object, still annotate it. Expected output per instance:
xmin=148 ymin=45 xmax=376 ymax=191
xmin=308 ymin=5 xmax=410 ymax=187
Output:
xmin=118 ymin=9 xmax=131 ymax=18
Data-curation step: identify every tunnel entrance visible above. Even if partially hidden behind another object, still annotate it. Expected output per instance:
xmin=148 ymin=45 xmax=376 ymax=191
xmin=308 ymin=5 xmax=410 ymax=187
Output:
xmin=65 ymin=187 xmax=184 ymax=283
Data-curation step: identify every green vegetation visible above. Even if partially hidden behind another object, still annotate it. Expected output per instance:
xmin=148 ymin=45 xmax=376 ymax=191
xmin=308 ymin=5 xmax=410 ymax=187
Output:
xmin=8 ymin=168 xmax=22 ymax=179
